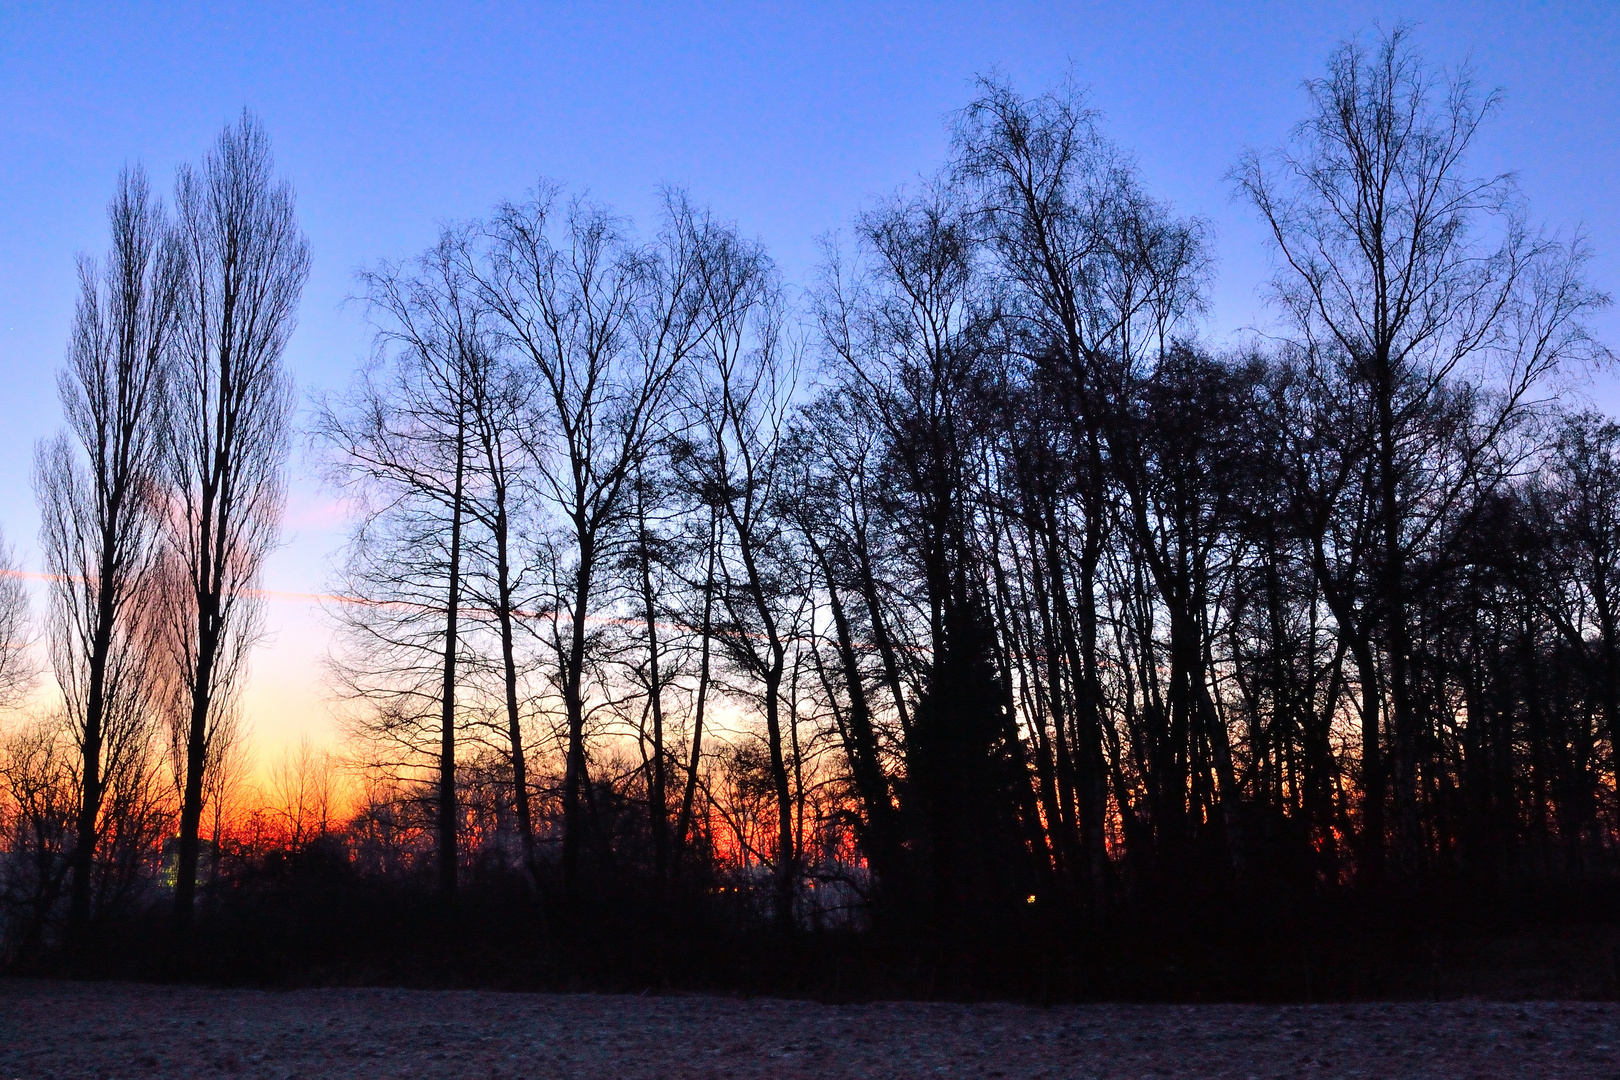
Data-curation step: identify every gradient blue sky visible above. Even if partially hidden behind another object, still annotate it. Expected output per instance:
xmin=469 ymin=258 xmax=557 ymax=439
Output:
xmin=2 ymin=2 xmax=1616 ymax=753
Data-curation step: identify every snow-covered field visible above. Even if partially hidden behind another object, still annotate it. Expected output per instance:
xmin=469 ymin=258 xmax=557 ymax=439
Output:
xmin=2 ymin=977 xmax=1616 ymax=1078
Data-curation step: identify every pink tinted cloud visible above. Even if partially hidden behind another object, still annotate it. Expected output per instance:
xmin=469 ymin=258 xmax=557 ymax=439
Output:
xmin=281 ymin=491 xmax=363 ymax=532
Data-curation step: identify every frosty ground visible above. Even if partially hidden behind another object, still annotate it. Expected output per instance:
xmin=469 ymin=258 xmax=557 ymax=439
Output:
xmin=2 ymin=978 xmax=1617 ymax=1078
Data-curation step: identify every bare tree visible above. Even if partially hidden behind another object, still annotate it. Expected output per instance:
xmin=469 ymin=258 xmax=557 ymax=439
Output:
xmin=781 ymin=392 xmax=909 ymax=912
xmin=1236 ymin=26 xmax=1609 ymax=874
xmin=474 ymin=188 xmax=710 ymax=896
xmin=34 ymin=167 xmax=181 ymax=933
xmin=266 ymin=737 xmax=339 ymax=848
xmin=0 ymin=533 xmax=35 ymax=711
xmin=671 ymin=487 xmax=721 ymax=874
xmin=201 ymin=717 xmax=252 ymax=885
xmin=618 ymin=459 xmax=676 ymax=881
xmin=459 ymin=323 xmax=542 ymax=880
xmin=818 ymin=184 xmax=1046 ymax=933
xmin=167 ymin=112 xmax=307 ymax=931
xmin=0 ymin=536 xmax=48 ymax=960
xmin=682 ymin=238 xmax=805 ymax=929
xmin=953 ymin=74 xmax=1219 ymax=890
xmin=320 ymin=228 xmax=483 ymax=904
xmin=0 ymin=720 xmax=76 ymax=959
xmin=1543 ymin=413 xmax=1620 ymax=812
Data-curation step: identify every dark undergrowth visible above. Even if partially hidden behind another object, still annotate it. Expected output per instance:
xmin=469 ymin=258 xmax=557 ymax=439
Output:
xmin=11 ymin=850 xmax=1620 ymax=1003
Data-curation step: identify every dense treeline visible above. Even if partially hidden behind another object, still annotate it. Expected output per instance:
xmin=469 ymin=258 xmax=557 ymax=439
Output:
xmin=3 ymin=30 xmax=1617 ymax=993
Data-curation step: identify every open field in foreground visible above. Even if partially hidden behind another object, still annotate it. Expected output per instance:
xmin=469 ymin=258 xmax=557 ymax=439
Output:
xmin=2 ymin=978 xmax=1618 ymax=1079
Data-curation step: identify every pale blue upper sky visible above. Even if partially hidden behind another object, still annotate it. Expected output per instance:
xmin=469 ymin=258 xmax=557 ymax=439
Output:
xmin=2 ymin=1 xmax=1616 ymax=746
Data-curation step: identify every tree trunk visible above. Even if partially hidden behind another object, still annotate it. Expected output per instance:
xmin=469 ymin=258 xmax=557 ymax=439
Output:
xmin=67 ymin=607 xmax=113 ymax=932
xmin=675 ymin=508 xmax=718 ymax=872
xmin=174 ymin=459 xmax=223 ymax=939
xmin=560 ymin=530 xmax=596 ymax=899
xmin=637 ymin=493 xmax=669 ymax=883
xmin=437 ymin=418 xmax=467 ymax=905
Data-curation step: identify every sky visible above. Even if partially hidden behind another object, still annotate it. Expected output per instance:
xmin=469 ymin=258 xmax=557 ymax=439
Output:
xmin=1 ymin=1 xmax=1617 ymax=762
